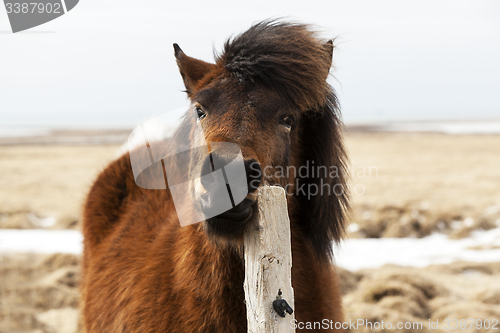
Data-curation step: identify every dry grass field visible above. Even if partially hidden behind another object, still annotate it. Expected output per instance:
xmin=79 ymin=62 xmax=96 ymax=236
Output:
xmin=1 ymin=132 xmax=500 ymax=332
xmin=347 ymin=132 xmax=500 ymax=239
xmin=0 ymin=145 xmax=119 ymax=230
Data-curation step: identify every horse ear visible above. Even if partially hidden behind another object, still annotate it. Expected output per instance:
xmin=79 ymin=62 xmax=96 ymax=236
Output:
xmin=173 ymin=43 xmax=216 ymax=97
xmin=293 ymin=91 xmax=349 ymax=263
xmin=325 ymin=39 xmax=334 ymax=70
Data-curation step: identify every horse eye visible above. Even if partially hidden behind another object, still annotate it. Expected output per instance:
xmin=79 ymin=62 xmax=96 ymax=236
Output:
xmin=280 ymin=115 xmax=296 ymax=128
xmin=195 ymin=107 xmax=207 ymax=120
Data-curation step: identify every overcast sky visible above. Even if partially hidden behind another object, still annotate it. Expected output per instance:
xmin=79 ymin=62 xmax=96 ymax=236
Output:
xmin=1 ymin=0 xmax=499 ymax=128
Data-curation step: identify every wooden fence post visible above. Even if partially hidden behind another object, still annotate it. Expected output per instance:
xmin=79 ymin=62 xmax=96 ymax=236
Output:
xmin=244 ymin=186 xmax=296 ymax=333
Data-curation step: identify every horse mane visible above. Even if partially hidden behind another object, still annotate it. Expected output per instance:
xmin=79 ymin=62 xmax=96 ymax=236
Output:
xmin=217 ymin=20 xmax=333 ymax=110
xmin=294 ymin=90 xmax=350 ymax=262
xmin=217 ymin=20 xmax=349 ymax=262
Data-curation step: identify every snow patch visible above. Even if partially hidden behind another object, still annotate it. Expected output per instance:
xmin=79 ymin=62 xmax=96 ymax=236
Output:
xmin=335 ymin=227 xmax=500 ymax=271
xmin=2 ymin=228 xmax=500 ymax=272
xmin=0 ymin=230 xmax=82 ymax=254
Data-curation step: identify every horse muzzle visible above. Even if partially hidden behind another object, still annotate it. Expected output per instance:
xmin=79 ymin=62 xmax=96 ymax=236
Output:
xmin=197 ymin=152 xmax=262 ymax=236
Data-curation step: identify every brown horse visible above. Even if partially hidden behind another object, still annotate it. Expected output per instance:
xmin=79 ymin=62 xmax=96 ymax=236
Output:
xmin=81 ymin=20 xmax=349 ymax=332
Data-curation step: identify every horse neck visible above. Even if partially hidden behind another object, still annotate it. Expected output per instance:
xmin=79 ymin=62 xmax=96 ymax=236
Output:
xmin=171 ymin=224 xmax=245 ymax=295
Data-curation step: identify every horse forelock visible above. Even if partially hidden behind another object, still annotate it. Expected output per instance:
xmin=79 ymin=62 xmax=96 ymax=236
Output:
xmin=215 ymin=20 xmax=333 ymax=111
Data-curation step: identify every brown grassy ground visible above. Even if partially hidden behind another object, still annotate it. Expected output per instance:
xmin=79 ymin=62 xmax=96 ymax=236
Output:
xmin=2 ymin=253 xmax=500 ymax=333
xmin=347 ymin=132 xmax=500 ymax=239
xmin=0 ymin=145 xmax=119 ymax=230
xmin=1 ymin=132 xmax=500 ymax=332
xmin=0 ymin=253 xmax=80 ymax=333
xmin=2 ymin=133 xmax=500 ymax=236
xmin=340 ymin=262 xmax=500 ymax=332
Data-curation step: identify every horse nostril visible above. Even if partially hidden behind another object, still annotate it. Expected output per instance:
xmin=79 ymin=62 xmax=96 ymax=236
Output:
xmin=245 ymin=160 xmax=262 ymax=193
xmin=200 ymin=154 xmax=261 ymax=195
xmin=200 ymin=155 xmax=216 ymax=189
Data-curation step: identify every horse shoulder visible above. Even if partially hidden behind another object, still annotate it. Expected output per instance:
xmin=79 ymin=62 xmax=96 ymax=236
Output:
xmin=82 ymin=152 xmax=138 ymax=250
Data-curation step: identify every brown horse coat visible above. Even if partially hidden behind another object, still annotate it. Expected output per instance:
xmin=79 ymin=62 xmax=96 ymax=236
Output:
xmin=81 ymin=20 xmax=349 ymax=332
